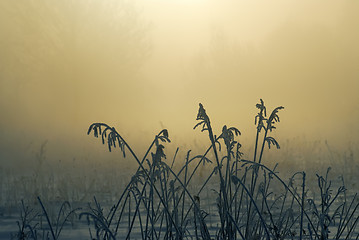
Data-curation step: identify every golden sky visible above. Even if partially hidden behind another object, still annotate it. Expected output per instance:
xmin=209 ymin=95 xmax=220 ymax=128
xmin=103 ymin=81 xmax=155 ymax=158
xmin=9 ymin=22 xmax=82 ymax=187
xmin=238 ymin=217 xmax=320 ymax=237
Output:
xmin=0 ymin=0 xmax=358 ymax=164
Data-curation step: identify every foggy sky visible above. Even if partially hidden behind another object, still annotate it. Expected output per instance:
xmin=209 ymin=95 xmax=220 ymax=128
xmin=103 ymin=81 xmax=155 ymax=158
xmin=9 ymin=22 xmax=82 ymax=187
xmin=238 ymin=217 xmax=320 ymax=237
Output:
xmin=0 ymin=0 xmax=358 ymax=166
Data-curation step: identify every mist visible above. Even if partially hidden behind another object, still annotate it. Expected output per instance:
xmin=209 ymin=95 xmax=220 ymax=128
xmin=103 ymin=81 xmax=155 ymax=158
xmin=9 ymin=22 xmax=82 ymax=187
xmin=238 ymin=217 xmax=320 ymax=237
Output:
xmin=0 ymin=0 xmax=358 ymax=168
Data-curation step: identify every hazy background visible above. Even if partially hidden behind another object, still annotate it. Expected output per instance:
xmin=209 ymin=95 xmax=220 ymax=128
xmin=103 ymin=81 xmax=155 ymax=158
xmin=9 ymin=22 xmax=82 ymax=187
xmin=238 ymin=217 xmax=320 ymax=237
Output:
xmin=0 ymin=0 xmax=358 ymax=170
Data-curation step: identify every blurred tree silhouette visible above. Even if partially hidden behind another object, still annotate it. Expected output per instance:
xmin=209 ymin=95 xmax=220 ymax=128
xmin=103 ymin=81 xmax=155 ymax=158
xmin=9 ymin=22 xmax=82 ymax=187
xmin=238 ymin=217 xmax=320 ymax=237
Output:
xmin=0 ymin=0 xmax=150 ymax=124
xmin=188 ymin=2 xmax=359 ymax=143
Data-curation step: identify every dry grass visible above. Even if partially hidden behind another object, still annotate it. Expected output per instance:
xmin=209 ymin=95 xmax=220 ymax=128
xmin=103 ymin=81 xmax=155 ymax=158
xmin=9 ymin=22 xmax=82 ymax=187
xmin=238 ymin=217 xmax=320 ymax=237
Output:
xmin=10 ymin=100 xmax=359 ymax=239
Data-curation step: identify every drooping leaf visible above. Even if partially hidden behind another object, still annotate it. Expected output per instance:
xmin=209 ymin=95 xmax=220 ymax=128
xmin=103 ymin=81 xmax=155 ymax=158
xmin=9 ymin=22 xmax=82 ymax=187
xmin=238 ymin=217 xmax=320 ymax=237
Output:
xmin=265 ymin=136 xmax=280 ymax=149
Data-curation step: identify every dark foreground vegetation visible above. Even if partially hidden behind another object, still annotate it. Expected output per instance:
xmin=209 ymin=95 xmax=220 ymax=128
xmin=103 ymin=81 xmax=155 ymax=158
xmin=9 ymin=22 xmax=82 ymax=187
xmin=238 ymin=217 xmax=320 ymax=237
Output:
xmin=10 ymin=100 xmax=359 ymax=239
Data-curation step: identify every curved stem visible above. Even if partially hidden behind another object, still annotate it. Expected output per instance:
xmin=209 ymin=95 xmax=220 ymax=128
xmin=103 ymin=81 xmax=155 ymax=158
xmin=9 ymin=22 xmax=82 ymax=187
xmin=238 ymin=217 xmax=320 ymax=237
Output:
xmin=241 ymin=160 xmax=320 ymax=239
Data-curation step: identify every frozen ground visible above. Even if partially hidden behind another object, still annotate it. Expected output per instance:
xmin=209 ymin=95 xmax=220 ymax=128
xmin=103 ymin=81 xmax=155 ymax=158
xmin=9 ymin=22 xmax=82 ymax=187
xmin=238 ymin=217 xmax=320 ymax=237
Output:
xmin=1 ymin=177 xmax=358 ymax=239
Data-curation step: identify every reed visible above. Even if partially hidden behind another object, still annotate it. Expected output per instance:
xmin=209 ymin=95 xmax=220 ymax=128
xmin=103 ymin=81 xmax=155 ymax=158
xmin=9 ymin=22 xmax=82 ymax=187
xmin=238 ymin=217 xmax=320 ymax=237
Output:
xmin=12 ymin=100 xmax=359 ymax=239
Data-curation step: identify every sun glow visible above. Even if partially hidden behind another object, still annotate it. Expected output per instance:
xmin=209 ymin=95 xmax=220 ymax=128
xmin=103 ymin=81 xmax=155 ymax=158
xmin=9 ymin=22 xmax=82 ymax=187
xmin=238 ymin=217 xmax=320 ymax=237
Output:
xmin=155 ymin=0 xmax=208 ymax=5
xmin=0 ymin=0 xmax=358 ymax=165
